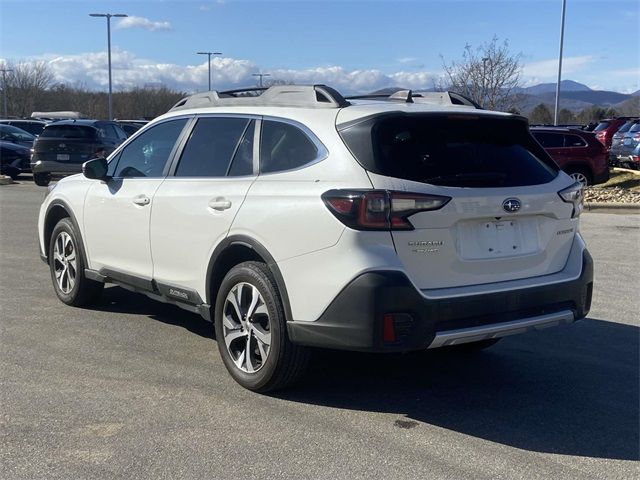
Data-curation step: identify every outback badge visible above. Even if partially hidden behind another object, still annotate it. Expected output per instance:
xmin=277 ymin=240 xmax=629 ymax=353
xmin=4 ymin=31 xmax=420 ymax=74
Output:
xmin=502 ymin=198 xmax=521 ymax=213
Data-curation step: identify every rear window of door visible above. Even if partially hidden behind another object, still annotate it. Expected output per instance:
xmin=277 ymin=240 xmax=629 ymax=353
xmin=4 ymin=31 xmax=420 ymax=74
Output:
xmin=112 ymin=119 xmax=188 ymax=178
xmin=175 ymin=117 xmax=254 ymax=177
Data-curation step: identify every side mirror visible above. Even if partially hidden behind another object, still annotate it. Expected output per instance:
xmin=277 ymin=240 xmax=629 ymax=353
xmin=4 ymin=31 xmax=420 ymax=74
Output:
xmin=83 ymin=157 xmax=109 ymax=181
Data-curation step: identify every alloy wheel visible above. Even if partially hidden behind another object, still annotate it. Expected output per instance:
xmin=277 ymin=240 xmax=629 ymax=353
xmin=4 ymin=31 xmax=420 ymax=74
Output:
xmin=222 ymin=282 xmax=271 ymax=373
xmin=53 ymin=231 xmax=77 ymax=294
xmin=570 ymin=172 xmax=589 ymax=188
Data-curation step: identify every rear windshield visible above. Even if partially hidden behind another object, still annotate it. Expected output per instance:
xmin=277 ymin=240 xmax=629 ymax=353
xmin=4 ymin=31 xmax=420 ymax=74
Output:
xmin=593 ymin=121 xmax=610 ymax=132
xmin=40 ymin=125 xmax=97 ymax=139
xmin=617 ymin=122 xmax=635 ymax=134
xmin=339 ymin=114 xmax=558 ymax=188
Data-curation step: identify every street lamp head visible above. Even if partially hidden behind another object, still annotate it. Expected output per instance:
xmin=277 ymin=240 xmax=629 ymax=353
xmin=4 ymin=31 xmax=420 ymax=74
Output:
xmin=89 ymin=13 xmax=128 ymax=18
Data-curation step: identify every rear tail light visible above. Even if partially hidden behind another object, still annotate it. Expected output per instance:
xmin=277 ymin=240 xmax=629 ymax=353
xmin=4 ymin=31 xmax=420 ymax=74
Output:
xmin=558 ymin=182 xmax=583 ymax=218
xmin=322 ymin=189 xmax=451 ymax=230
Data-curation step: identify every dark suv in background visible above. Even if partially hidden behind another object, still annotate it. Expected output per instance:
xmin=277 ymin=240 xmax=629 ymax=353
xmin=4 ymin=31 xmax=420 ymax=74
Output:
xmin=531 ymin=127 xmax=609 ymax=186
xmin=31 ymin=120 xmax=127 ymax=186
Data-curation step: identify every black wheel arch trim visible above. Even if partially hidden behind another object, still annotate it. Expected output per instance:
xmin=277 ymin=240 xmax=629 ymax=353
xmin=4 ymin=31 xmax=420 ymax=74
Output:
xmin=205 ymin=235 xmax=294 ymax=325
xmin=43 ymin=199 xmax=88 ymax=266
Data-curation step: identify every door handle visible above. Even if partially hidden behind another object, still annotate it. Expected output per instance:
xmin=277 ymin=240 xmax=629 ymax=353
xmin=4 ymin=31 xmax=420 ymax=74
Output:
xmin=133 ymin=195 xmax=151 ymax=206
xmin=208 ymin=197 xmax=232 ymax=211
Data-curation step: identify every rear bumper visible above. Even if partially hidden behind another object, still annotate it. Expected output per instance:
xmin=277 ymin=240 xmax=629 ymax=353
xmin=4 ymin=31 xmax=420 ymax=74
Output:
xmin=287 ymin=246 xmax=593 ymax=353
xmin=31 ymin=160 xmax=83 ymax=175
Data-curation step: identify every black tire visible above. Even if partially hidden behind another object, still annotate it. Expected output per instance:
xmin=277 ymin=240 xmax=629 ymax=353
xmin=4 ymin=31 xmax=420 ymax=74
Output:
xmin=214 ymin=261 xmax=309 ymax=392
xmin=34 ymin=172 xmax=51 ymax=187
xmin=2 ymin=166 xmax=20 ymax=180
xmin=445 ymin=338 xmax=500 ymax=352
xmin=49 ymin=218 xmax=103 ymax=306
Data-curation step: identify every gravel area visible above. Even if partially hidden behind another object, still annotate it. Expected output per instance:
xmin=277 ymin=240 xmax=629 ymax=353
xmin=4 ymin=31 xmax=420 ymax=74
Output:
xmin=584 ymin=186 xmax=640 ymax=204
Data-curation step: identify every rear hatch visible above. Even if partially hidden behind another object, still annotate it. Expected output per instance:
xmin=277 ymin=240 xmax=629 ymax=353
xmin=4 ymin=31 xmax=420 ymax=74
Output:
xmin=33 ymin=124 xmax=99 ymax=163
xmin=338 ymin=112 xmax=579 ymax=290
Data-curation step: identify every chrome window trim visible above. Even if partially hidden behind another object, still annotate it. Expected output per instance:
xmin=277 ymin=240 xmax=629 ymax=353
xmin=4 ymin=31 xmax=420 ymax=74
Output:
xmin=257 ymin=115 xmax=329 ymax=176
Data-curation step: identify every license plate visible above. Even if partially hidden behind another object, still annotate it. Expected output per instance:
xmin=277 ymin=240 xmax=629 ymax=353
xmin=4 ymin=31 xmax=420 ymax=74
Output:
xmin=458 ymin=218 xmax=538 ymax=260
xmin=57 ymin=154 xmax=70 ymax=161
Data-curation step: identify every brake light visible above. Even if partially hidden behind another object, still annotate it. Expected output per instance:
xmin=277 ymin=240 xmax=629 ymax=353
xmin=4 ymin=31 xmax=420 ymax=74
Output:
xmin=558 ymin=182 xmax=583 ymax=218
xmin=322 ymin=189 xmax=451 ymax=230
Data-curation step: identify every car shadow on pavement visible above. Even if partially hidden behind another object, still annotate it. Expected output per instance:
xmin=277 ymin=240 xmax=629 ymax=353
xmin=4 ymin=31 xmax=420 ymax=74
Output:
xmin=96 ymin=286 xmax=214 ymax=339
xmin=277 ymin=317 xmax=639 ymax=461
xmin=92 ymin=288 xmax=638 ymax=461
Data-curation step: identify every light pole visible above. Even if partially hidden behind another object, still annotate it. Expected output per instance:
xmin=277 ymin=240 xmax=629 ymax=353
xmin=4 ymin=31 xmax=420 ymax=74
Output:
xmin=554 ymin=0 xmax=567 ymax=126
xmin=1 ymin=67 xmax=14 ymax=118
xmin=197 ymin=51 xmax=222 ymax=91
xmin=89 ymin=13 xmax=128 ymax=120
xmin=252 ymin=73 xmax=271 ymax=88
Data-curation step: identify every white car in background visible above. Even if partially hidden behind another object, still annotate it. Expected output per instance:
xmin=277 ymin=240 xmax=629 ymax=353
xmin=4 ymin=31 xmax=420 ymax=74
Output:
xmin=38 ymin=85 xmax=593 ymax=391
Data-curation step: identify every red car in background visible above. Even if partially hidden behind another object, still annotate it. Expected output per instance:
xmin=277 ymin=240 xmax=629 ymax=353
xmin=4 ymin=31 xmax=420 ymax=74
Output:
xmin=593 ymin=117 xmax=637 ymax=150
xmin=530 ymin=127 xmax=609 ymax=186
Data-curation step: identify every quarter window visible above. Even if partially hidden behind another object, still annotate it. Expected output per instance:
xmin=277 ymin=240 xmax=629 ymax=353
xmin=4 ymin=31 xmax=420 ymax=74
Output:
xmin=260 ymin=120 xmax=319 ymax=173
xmin=176 ymin=117 xmax=250 ymax=177
xmin=563 ymin=135 xmax=586 ymax=147
xmin=532 ymin=132 xmax=564 ymax=148
xmin=113 ymin=119 xmax=187 ymax=178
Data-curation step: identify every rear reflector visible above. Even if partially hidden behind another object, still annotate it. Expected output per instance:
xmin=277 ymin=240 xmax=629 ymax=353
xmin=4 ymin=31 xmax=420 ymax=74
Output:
xmin=383 ymin=315 xmax=396 ymax=343
xmin=322 ymin=189 xmax=450 ymax=231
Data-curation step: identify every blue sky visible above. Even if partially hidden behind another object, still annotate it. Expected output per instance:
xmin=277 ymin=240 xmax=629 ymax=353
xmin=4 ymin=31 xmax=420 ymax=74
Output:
xmin=0 ymin=0 xmax=638 ymax=94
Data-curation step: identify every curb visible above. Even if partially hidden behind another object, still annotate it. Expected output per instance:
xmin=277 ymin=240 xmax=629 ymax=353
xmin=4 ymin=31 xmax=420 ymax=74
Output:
xmin=611 ymin=167 xmax=640 ymax=176
xmin=0 ymin=175 xmax=14 ymax=185
xmin=585 ymin=202 xmax=640 ymax=211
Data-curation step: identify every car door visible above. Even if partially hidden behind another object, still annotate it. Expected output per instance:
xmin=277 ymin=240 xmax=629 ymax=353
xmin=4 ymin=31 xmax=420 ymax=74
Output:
xmin=150 ymin=115 xmax=258 ymax=301
xmin=83 ymin=118 xmax=190 ymax=283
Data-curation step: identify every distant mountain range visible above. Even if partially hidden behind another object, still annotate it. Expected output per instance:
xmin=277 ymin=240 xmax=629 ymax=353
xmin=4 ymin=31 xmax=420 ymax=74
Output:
xmin=372 ymin=80 xmax=639 ymax=114
xmin=513 ymin=80 xmax=637 ymax=113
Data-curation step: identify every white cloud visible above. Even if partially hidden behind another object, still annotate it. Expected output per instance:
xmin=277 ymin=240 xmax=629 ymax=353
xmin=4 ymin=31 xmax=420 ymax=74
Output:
xmin=522 ymin=55 xmax=594 ymax=80
xmin=396 ymin=57 xmax=418 ymax=64
xmin=115 ymin=16 xmax=172 ymax=32
xmin=36 ymin=50 xmax=439 ymax=94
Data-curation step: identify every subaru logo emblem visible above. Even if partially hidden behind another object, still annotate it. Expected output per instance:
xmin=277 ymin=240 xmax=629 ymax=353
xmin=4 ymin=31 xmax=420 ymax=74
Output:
xmin=502 ymin=198 xmax=521 ymax=213
xmin=58 ymin=143 xmax=66 ymax=148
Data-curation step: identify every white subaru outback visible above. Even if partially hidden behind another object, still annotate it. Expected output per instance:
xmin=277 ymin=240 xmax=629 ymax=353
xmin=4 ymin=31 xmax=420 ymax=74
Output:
xmin=38 ymin=85 xmax=593 ymax=392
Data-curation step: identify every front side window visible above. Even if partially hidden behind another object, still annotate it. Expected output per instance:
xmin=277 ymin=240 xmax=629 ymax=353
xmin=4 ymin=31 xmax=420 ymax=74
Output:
xmin=113 ymin=119 xmax=187 ymax=178
xmin=260 ymin=120 xmax=319 ymax=173
xmin=175 ymin=117 xmax=251 ymax=177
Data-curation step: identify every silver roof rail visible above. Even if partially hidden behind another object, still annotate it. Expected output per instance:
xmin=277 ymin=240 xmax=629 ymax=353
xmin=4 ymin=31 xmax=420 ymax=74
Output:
xmin=170 ymin=84 xmax=350 ymax=111
xmin=345 ymin=90 xmax=482 ymax=109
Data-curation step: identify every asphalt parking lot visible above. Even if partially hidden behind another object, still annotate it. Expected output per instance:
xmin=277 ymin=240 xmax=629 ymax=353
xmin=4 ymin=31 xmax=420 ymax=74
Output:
xmin=1 ymin=178 xmax=638 ymax=480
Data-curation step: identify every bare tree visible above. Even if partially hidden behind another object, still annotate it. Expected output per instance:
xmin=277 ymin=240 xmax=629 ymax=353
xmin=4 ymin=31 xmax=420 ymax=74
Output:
xmin=2 ymin=61 xmax=54 ymax=117
xmin=441 ymin=37 xmax=522 ymax=111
